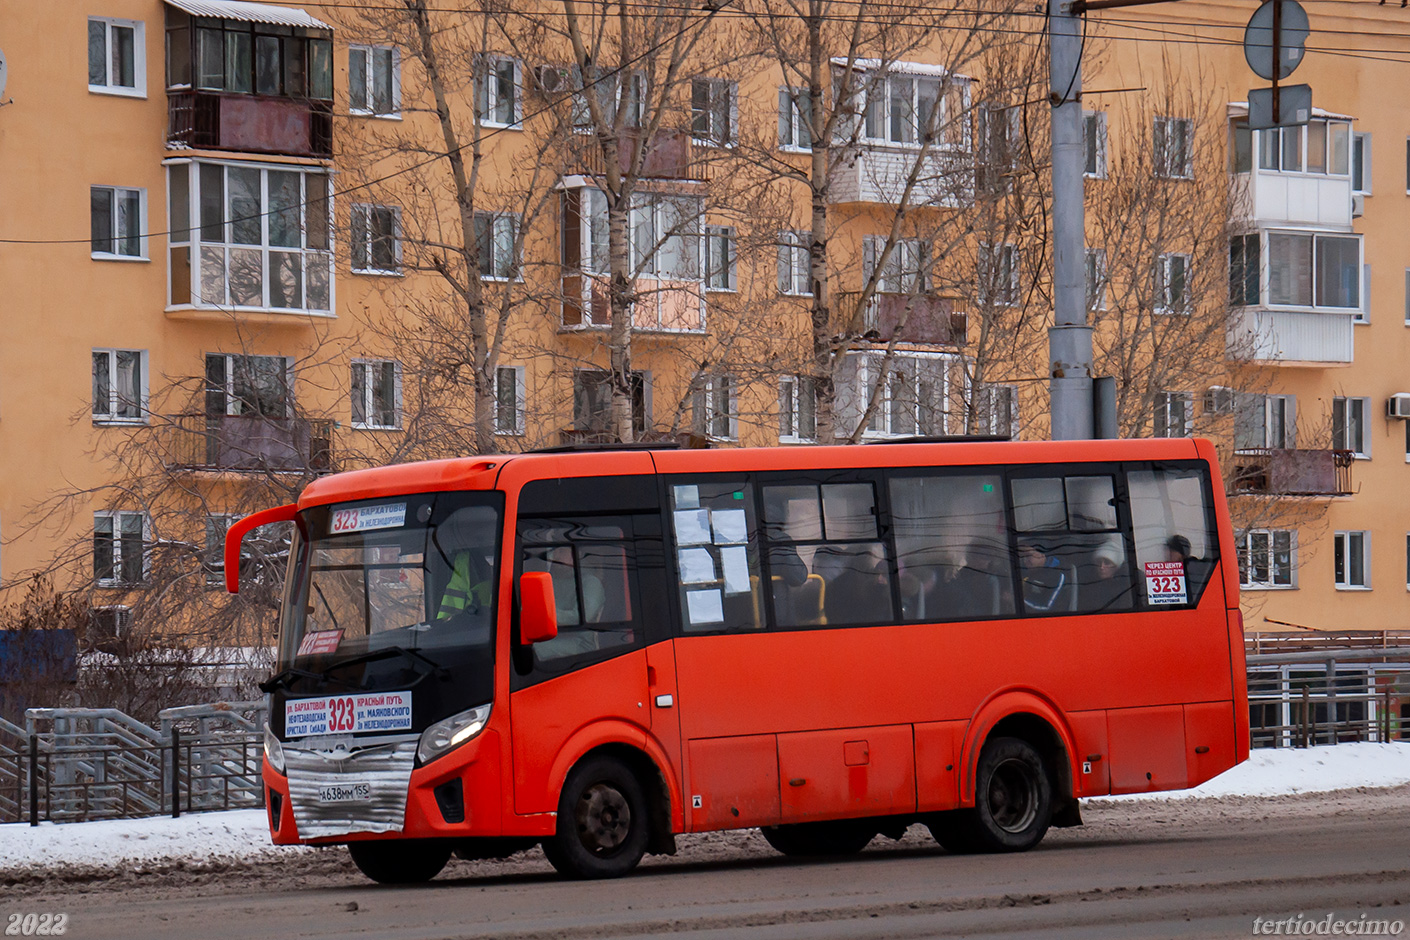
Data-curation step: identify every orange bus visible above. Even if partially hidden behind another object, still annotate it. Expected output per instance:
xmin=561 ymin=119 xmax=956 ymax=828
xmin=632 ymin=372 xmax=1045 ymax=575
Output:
xmin=226 ymin=437 xmax=1249 ymax=882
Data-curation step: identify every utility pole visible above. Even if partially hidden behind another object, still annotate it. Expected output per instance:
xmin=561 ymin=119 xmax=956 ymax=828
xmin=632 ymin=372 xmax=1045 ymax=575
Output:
xmin=1047 ymin=0 xmax=1093 ymax=440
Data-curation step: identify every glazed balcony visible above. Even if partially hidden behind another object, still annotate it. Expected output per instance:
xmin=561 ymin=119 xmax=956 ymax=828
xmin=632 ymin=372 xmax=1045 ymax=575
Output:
xmin=167 ymin=92 xmax=333 ymax=158
xmin=1230 ymin=448 xmax=1353 ymax=497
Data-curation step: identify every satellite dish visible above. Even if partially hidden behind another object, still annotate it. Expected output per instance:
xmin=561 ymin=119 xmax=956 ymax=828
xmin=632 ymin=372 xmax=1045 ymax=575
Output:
xmin=0 ymin=48 xmax=8 ymax=101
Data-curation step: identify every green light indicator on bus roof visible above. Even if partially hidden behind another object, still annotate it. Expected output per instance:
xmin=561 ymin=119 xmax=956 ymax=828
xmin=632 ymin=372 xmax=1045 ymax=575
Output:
xmin=733 ymin=492 xmax=744 ymax=499
xmin=983 ymin=484 xmax=994 ymax=492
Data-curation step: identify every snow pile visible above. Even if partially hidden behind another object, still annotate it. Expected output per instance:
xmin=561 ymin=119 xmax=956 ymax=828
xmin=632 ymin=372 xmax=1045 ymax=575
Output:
xmin=1090 ymin=741 xmax=1410 ymax=802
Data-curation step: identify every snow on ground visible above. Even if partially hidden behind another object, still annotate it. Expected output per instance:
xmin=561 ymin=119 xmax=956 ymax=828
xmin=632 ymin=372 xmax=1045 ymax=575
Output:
xmin=2 ymin=742 xmax=1408 ymax=874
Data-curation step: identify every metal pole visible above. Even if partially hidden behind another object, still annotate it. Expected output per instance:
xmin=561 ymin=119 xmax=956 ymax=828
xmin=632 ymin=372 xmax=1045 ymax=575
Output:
xmin=171 ymin=727 xmax=181 ymax=819
xmin=28 ymin=734 xmax=38 ymax=827
xmin=1049 ymin=0 xmax=1095 ymax=440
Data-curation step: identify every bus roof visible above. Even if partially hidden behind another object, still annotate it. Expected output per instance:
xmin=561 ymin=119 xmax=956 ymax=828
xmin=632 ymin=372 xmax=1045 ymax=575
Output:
xmin=296 ymin=438 xmax=1213 ymax=510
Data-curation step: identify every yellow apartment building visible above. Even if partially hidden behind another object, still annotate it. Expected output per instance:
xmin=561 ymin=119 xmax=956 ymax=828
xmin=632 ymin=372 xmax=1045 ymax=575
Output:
xmin=0 ymin=0 xmax=1405 ymax=648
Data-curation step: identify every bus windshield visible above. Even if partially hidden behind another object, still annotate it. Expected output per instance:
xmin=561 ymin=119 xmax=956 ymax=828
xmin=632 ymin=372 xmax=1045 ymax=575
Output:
xmin=275 ymin=493 xmax=502 ymax=702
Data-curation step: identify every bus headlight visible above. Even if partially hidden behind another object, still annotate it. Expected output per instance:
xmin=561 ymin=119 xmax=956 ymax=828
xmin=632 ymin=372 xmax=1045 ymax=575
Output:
xmin=264 ymin=724 xmax=286 ymax=774
xmin=417 ymin=704 xmax=492 ymax=765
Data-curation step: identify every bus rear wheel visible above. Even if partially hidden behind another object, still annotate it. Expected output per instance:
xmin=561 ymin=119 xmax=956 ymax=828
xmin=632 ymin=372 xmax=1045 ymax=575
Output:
xmin=348 ymin=839 xmax=453 ymax=884
xmin=542 ymin=755 xmax=650 ymax=879
xmin=934 ymin=736 xmax=1052 ymax=853
xmin=760 ymin=821 xmax=876 ymax=856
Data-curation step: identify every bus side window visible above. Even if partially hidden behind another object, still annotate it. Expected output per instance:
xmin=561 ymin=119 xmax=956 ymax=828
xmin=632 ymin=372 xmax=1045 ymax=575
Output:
xmin=1010 ymin=473 xmax=1135 ymax=616
xmin=1127 ymin=468 xmax=1218 ymax=607
xmin=889 ymin=473 xmax=1014 ymax=621
xmin=518 ymin=517 xmax=638 ymax=665
xmin=668 ymin=480 xmax=763 ymax=634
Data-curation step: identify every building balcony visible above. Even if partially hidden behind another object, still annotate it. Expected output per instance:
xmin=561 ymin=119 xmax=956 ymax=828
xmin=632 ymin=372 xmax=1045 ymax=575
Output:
xmin=1229 ymin=308 xmax=1354 ymax=366
xmin=1230 ymin=448 xmax=1353 ymax=497
xmin=828 ymin=145 xmax=968 ymax=207
xmin=167 ymin=92 xmax=333 ymax=159
xmin=561 ymin=272 xmax=704 ymax=333
xmin=841 ymin=292 xmax=966 ymax=346
xmin=567 ymin=131 xmax=708 ymax=182
xmin=168 ymin=414 xmax=334 ymax=473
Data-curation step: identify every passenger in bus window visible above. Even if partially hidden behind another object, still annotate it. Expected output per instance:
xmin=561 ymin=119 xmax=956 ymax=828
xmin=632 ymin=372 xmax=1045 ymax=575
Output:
xmin=900 ymin=547 xmax=1002 ymax=621
xmin=1166 ymin=534 xmax=1193 ymax=564
xmin=1019 ymin=540 xmax=1068 ymax=612
xmin=1078 ymin=536 xmax=1131 ymax=612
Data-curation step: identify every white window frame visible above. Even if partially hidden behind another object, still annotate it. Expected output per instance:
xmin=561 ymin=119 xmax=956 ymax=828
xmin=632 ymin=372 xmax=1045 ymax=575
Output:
xmin=205 ymin=353 xmax=294 ymax=417
xmin=975 ymin=102 xmax=1019 ymax=192
xmin=92 ymin=348 xmax=149 ymax=425
xmin=1334 ymin=530 xmax=1370 ymax=590
xmin=571 ymin=68 xmax=645 ymax=132
xmin=350 ymin=204 xmax=402 ymax=276
xmin=89 ymin=605 xmax=133 ymax=645
xmin=778 ymin=86 xmax=812 ymax=152
xmin=778 ymin=375 xmax=816 ymax=443
xmin=778 ymin=230 xmax=811 ymax=296
xmin=1259 ymin=121 xmax=1352 ymax=177
xmin=1154 ymin=390 xmax=1193 ymax=438
xmin=974 ymin=382 xmax=1018 ymax=438
xmin=494 ymin=365 xmax=526 ymax=436
xmin=475 ymin=212 xmax=521 ymax=281
xmin=861 ymin=353 xmax=953 ymax=438
xmin=864 ymin=236 xmax=929 ymax=294
xmin=704 ymin=225 xmax=736 ymax=291
xmin=1265 ymin=229 xmax=1363 ymax=312
xmin=350 ymin=358 xmax=401 ymax=430
xmin=1155 ymin=252 xmax=1192 ymax=314
xmin=90 ymin=185 xmax=147 ymax=260
xmin=978 ymin=243 xmax=1019 ymax=307
xmin=475 ymin=55 xmax=522 ymax=128
xmin=94 ymin=510 xmax=149 ymax=587
xmin=1332 ymin=396 xmax=1370 ymax=458
xmin=1154 ymin=116 xmax=1193 ymax=180
xmin=1356 ymin=263 xmax=1370 ymax=325
xmin=1085 ymin=247 xmax=1106 ymax=311
xmin=1352 ymin=131 xmax=1372 ymax=195
xmin=88 ymin=17 xmax=146 ymax=98
xmin=1235 ymin=392 xmax=1296 ymax=450
xmin=348 ymin=45 xmax=401 ymax=118
xmin=1083 ymin=110 xmax=1108 ymax=179
xmin=691 ymin=77 xmax=737 ymax=147
xmin=1237 ymin=528 xmax=1297 ymax=590
xmin=695 ymin=375 xmax=738 ymax=441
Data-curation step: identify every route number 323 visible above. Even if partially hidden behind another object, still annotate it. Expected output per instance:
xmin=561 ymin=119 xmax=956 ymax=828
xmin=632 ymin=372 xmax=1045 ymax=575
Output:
xmin=5 ymin=913 xmax=68 ymax=936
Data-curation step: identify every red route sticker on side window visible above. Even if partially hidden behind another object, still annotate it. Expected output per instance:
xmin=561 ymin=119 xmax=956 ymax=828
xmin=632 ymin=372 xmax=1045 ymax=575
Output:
xmin=297 ymin=629 xmax=344 ymax=657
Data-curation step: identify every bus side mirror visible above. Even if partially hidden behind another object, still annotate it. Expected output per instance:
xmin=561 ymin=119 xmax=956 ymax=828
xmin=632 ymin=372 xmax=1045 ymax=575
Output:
xmin=519 ymin=572 xmax=559 ymax=645
xmin=224 ymin=504 xmax=299 ymax=594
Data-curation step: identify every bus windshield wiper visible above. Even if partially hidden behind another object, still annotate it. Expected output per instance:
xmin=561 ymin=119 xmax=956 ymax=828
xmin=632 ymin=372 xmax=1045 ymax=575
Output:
xmin=322 ymin=645 xmax=451 ymax=682
xmin=258 ymin=667 xmax=363 ymax=694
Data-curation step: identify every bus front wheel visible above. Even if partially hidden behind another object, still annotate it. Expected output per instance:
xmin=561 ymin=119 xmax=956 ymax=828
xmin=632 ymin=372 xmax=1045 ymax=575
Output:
xmin=348 ymin=839 xmax=453 ymax=884
xmin=543 ymin=755 xmax=650 ymax=879
xmin=932 ymin=737 xmax=1052 ymax=853
xmin=761 ymin=821 xmax=876 ymax=856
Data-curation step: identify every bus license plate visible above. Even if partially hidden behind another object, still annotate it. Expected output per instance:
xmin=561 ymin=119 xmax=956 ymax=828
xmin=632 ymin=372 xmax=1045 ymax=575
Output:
xmin=318 ymin=782 xmax=372 ymax=803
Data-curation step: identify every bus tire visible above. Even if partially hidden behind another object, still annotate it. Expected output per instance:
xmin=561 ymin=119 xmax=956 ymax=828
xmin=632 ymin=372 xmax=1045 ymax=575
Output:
xmin=760 ymin=821 xmax=876 ymax=856
xmin=964 ymin=736 xmax=1053 ymax=852
xmin=347 ymin=839 xmax=453 ymax=884
xmin=925 ymin=810 xmax=979 ymax=854
xmin=542 ymin=755 xmax=650 ymax=879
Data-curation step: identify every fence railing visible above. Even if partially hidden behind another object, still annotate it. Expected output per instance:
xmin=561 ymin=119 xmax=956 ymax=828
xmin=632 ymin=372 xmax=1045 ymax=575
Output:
xmin=1247 ymin=648 xmax=1410 ymax=748
xmin=0 ymin=702 xmax=266 ymax=825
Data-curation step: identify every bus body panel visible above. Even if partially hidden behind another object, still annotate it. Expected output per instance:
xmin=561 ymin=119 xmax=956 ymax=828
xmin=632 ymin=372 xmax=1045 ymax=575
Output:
xmin=686 ymin=734 xmax=780 ymax=830
xmin=1107 ymin=705 xmax=1189 ymax=793
xmin=913 ymin=720 xmax=966 ymax=811
xmin=1186 ymin=700 xmax=1239 ymax=787
xmin=778 ymin=724 xmax=916 ymax=823
xmin=958 ymin=689 xmax=1082 ymax=807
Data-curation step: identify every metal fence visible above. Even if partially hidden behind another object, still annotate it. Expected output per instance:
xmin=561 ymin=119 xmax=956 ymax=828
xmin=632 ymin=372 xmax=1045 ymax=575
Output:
xmin=0 ymin=702 xmax=265 ymax=825
xmin=1247 ymin=648 xmax=1410 ymax=748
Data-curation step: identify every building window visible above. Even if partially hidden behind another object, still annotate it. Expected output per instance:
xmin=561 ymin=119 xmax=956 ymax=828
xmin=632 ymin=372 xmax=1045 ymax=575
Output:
xmin=974 ymin=382 xmax=1017 ymax=438
xmin=1235 ymin=393 xmax=1296 ymax=450
xmin=1334 ymin=530 xmax=1369 ymax=589
xmin=1352 ymin=132 xmax=1372 ymax=194
xmin=1083 ymin=110 xmax=1107 ymax=178
xmin=351 ymin=359 xmax=400 ymax=430
xmin=205 ymin=354 xmax=292 ymax=417
xmin=778 ymin=87 xmax=812 ymax=151
xmin=1266 ymin=231 xmax=1361 ymax=310
xmin=571 ymin=68 xmax=644 ymax=130
xmin=779 ymin=375 xmax=816 ymax=443
xmin=694 ymin=376 xmax=737 ymax=440
xmin=94 ymin=511 xmax=147 ymax=586
xmin=862 ymin=72 xmax=967 ymax=147
xmin=976 ymin=102 xmax=1018 ymax=193
xmin=1229 ymin=233 xmax=1259 ymax=307
xmin=1085 ymin=247 xmax=1106 ymax=311
xmin=88 ymin=606 xmax=132 ymax=649
xmin=169 ymin=162 xmax=332 ymax=313
xmin=92 ymin=349 xmax=147 ymax=424
xmin=1260 ymin=121 xmax=1350 ymax=175
xmin=863 ymin=237 xmax=929 ymax=294
xmin=89 ymin=17 xmax=144 ymax=96
xmin=778 ymin=231 xmax=811 ymax=295
xmin=569 ymin=189 xmax=702 ymax=283
xmin=862 ymin=354 xmax=949 ymax=437
xmin=704 ymin=226 xmax=736 ymax=291
xmin=1153 ymin=116 xmax=1192 ymax=179
xmin=691 ymin=77 xmax=736 ymax=146
xmin=475 ymin=212 xmax=520 ymax=280
xmin=1230 ymin=118 xmax=1252 ymax=174
xmin=475 ymin=55 xmax=520 ymax=127
xmin=349 ymin=45 xmax=399 ymax=116
xmin=1237 ymin=529 xmax=1295 ymax=589
xmin=204 ymin=515 xmax=236 ymax=588
xmin=90 ymin=186 xmax=145 ymax=259
xmin=173 ymin=15 xmax=332 ymax=100
xmin=1154 ymin=391 xmax=1193 ymax=438
xmin=979 ymin=243 xmax=1019 ymax=307
xmin=351 ymin=204 xmax=401 ymax=275
xmin=1332 ymin=396 xmax=1370 ymax=457
xmin=1356 ymin=264 xmax=1370 ymax=325
xmin=573 ymin=370 xmax=647 ymax=437
xmin=1155 ymin=252 xmax=1191 ymax=313
xmin=495 ymin=365 xmax=525 ymax=436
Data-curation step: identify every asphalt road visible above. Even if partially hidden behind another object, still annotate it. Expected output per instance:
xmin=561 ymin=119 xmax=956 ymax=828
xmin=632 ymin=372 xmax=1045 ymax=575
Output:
xmin=12 ymin=786 xmax=1410 ymax=940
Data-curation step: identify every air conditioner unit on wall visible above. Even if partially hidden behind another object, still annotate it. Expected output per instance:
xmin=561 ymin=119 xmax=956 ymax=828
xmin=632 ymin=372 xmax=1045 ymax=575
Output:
xmin=1387 ymin=393 xmax=1410 ymax=419
xmin=1352 ymin=193 xmax=1366 ymax=218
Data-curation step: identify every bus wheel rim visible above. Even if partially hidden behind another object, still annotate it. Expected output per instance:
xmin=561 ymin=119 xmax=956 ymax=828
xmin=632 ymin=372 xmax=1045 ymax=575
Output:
xmin=987 ymin=758 xmax=1038 ymax=833
xmin=577 ymin=783 xmax=631 ymax=854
